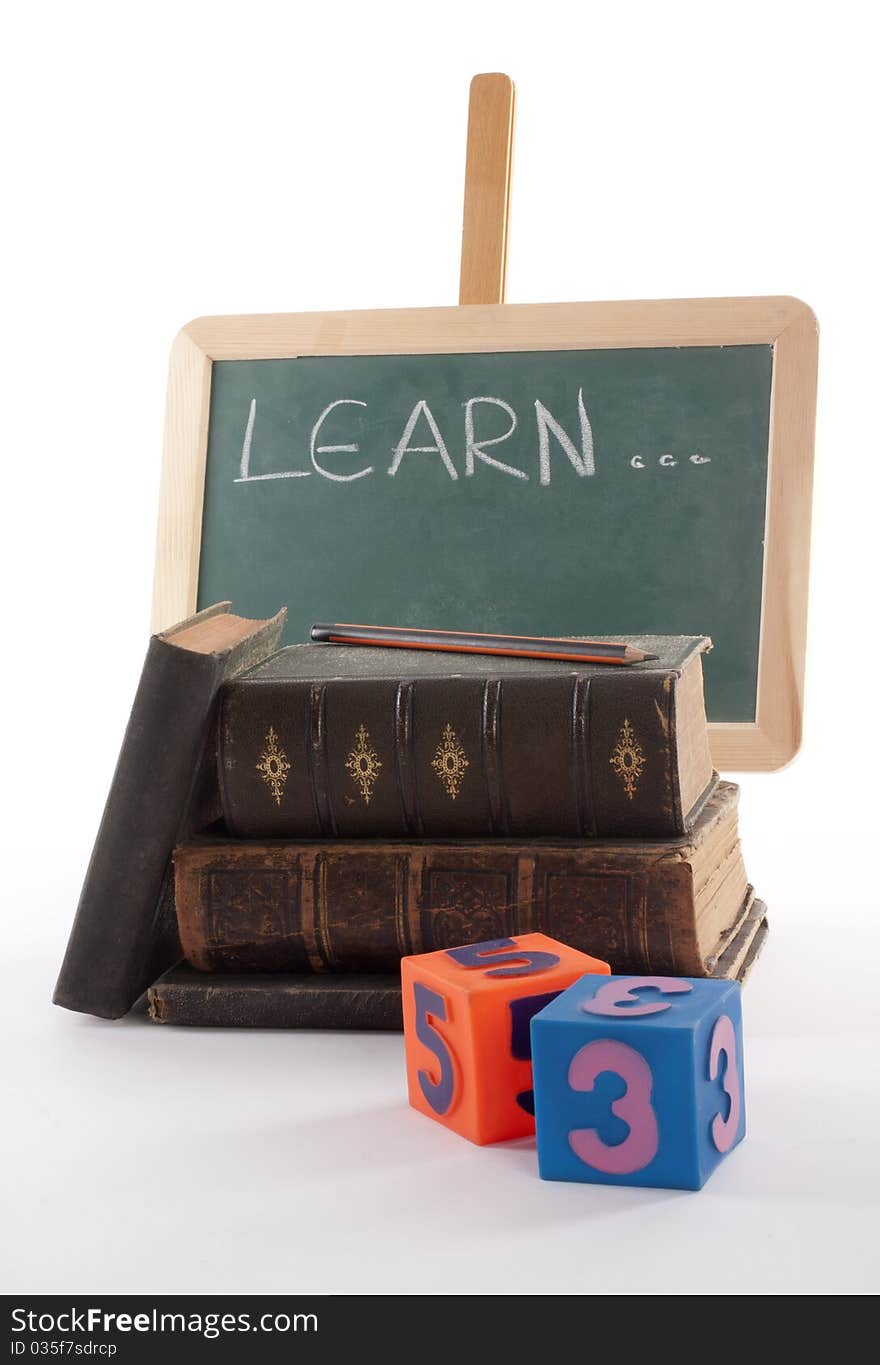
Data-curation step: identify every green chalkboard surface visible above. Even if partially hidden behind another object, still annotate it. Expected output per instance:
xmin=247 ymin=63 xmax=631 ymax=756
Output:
xmin=196 ymin=345 xmax=772 ymax=722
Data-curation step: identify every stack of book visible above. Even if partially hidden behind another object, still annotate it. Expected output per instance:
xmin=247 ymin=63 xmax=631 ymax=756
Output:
xmin=54 ymin=604 xmax=767 ymax=1028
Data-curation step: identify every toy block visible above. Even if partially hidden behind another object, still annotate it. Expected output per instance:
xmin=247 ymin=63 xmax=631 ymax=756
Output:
xmin=530 ymin=974 xmax=745 ymax=1189
xmin=401 ymin=934 xmax=610 ymax=1145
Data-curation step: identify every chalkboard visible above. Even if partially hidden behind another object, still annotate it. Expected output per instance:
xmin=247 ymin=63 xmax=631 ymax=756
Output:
xmin=152 ymin=299 xmax=817 ymax=768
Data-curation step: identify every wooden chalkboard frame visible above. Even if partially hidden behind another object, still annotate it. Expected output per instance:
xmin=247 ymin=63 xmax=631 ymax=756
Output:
xmin=151 ymin=296 xmax=817 ymax=770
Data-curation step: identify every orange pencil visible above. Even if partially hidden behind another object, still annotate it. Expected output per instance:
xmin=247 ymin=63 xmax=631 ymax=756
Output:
xmin=309 ymin=623 xmax=657 ymax=665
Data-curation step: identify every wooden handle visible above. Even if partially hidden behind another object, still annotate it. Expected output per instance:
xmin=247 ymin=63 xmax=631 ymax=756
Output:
xmin=459 ymin=73 xmax=516 ymax=306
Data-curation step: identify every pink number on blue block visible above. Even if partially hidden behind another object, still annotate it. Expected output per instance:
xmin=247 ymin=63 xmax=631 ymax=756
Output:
xmin=582 ymin=976 xmax=693 ymax=1018
xmin=708 ymin=1013 xmax=741 ymax=1153
xmin=567 ymin=1039 xmax=659 ymax=1174
xmin=445 ymin=937 xmax=560 ymax=978
xmin=413 ymin=981 xmax=456 ymax=1115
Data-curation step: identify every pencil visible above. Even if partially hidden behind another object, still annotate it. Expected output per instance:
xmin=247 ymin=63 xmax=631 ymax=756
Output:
xmin=309 ymin=623 xmax=658 ymax=665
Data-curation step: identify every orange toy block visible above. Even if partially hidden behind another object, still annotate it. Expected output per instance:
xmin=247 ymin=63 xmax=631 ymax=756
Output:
xmin=402 ymin=934 xmax=610 ymax=1145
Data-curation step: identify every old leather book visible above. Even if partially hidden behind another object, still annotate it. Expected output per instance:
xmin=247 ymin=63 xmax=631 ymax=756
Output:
xmin=149 ymin=970 xmax=405 ymax=1029
xmin=175 ymin=781 xmax=750 ymax=979
xmin=54 ymin=602 xmax=286 ymax=1019
xmin=217 ymin=635 xmax=715 ymax=840
xmin=149 ymin=897 xmax=768 ymax=1029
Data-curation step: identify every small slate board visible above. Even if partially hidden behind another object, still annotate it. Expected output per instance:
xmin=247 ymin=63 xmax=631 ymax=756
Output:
xmin=153 ymin=299 xmax=817 ymax=769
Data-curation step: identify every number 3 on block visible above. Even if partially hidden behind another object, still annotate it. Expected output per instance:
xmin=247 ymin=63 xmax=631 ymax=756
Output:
xmin=709 ymin=1014 xmax=741 ymax=1153
xmin=567 ymin=1039 xmax=660 ymax=1175
xmin=583 ymin=976 xmax=693 ymax=1017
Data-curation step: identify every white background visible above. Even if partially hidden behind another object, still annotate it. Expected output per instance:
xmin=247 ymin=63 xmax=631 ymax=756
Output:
xmin=3 ymin=0 xmax=878 ymax=1296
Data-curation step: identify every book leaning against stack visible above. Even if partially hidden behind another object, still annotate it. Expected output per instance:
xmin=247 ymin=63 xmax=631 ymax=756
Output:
xmin=54 ymin=603 xmax=768 ymax=1028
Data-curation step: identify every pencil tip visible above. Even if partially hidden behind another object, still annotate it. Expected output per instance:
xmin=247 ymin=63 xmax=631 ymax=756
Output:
xmin=643 ymin=653 xmax=659 ymax=661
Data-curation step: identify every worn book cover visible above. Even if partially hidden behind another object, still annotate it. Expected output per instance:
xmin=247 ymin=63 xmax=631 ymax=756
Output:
xmin=217 ymin=634 xmax=715 ymax=840
xmin=54 ymin=602 xmax=286 ymax=1018
xmin=148 ymin=899 xmax=768 ymax=1030
xmin=149 ymin=971 xmax=404 ymax=1030
xmin=175 ymin=780 xmax=748 ymax=980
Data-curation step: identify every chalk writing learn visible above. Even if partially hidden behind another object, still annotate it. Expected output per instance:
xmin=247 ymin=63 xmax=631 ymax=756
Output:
xmin=237 ymin=390 xmax=711 ymax=486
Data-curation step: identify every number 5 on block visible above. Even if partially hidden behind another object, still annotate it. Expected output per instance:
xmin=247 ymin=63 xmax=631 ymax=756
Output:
xmin=402 ymin=934 xmax=610 ymax=1145
xmin=530 ymin=975 xmax=746 ymax=1190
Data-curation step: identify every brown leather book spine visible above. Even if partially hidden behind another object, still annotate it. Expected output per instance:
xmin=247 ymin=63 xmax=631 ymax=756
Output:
xmin=175 ymin=835 xmax=704 ymax=978
xmin=148 ymin=904 xmax=767 ymax=1031
xmin=218 ymin=666 xmax=687 ymax=840
xmin=149 ymin=968 xmax=404 ymax=1030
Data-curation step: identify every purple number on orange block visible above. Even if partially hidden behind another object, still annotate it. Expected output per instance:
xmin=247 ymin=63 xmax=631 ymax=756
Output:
xmin=582 ymin=976 xmax=693 ymax=1018
xmin=509 ymin=991 xmax=560 ymax=1115
xmin=567 ymin=1039 xmax=659 ymax=1174
xmin=708 ymin=1014 xmax=741 ymax=1153
xmin=413 ymin=981 xmax=456 ymax=1116
xmin=445 ymin=937 xmax=560 ymax=978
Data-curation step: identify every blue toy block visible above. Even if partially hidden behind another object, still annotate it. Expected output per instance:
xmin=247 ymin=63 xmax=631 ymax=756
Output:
xmin=530 ymin=974 xmax=745 ymax=1190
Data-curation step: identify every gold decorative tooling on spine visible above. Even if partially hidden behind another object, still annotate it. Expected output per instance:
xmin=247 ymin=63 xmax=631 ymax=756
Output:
xmin=609 ymin=718 xmax=645 ymax=799
xmin=346 ymin=724 xmax=383 ymax=804
xmin=431 ymin=723 xmax=470 ymax=799
xmin=256 ymin=726 xmax=291 ymax=806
